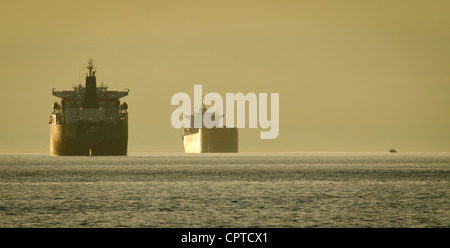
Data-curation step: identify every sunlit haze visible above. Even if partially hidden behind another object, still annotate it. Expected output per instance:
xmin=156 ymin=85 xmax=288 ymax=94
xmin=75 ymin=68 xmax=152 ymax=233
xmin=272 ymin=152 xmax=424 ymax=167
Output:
xmin=1 ymin=0 xmax=449 ymax=152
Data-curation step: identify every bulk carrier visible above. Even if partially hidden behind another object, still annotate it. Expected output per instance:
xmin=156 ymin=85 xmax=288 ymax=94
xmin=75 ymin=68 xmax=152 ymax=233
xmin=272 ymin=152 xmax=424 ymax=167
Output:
xmin=50 ymin=59 xmax=129 ymax=156
xmin=183 ymin=106 xmax=238 ymax=153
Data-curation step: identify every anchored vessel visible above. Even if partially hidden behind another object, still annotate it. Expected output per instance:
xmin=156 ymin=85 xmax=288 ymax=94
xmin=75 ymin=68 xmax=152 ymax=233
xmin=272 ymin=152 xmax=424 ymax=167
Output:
xmin=50 ymin=60 xmax=129 ymax=156
xmin=183 ymin=106 xmax=238 ymax=153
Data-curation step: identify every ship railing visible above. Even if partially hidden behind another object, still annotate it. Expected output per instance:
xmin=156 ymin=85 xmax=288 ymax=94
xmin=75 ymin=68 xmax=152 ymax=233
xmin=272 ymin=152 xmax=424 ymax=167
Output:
xmin=72 ymin=84 xmax=83 ymax=90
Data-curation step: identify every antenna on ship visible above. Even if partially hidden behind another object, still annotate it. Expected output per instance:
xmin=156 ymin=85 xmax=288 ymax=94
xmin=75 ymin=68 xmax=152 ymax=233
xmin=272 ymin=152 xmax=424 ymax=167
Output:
xmin=86 ymin=58 xmax=95 ymax=77
xmin=83 ymin=58 xmax=99 ymax=108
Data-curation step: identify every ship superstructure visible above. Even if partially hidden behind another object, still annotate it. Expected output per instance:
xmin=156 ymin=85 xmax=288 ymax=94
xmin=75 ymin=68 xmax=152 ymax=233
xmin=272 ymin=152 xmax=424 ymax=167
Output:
xmin=50 ymin=59 xmax=129 ymax=156
xmin=183 ymin=106 xmax=238 ymax=153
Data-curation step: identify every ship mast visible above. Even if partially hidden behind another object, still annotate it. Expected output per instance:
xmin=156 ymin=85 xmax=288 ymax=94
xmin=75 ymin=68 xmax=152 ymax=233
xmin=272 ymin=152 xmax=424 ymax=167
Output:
xmin=83 ymin=58 xmax=99 ymax=108
xmin=87 ymin=58 xmax=95 ymax=77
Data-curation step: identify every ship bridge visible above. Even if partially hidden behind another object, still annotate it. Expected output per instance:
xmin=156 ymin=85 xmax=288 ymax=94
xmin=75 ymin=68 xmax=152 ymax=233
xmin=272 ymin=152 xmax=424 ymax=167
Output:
xmin=50 ymin=59 xmax=129 ymax=125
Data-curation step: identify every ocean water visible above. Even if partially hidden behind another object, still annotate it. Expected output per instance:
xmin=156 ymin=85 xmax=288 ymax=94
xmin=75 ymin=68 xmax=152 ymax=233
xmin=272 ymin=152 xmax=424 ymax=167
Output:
xmin=0 ymin=153 xmax=448 ymax=228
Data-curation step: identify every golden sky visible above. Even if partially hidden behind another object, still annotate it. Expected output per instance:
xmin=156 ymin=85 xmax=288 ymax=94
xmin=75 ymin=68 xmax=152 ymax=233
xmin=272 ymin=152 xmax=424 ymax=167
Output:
xmin=0 ymin=0 xmax=449 ymax=152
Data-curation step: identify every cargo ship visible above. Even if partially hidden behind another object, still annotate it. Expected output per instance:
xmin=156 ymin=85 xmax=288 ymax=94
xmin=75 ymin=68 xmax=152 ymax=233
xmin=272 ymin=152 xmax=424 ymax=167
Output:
xmin=50 ymin=59 xmax=129 ymax=156
xmin=183 ymin=106 xmax=238 ymax=153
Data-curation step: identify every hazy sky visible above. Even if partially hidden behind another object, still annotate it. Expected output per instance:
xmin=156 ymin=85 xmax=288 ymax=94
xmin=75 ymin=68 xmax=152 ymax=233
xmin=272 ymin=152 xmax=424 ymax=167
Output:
xmin=1 ymin=0 xmax=449 ymax=153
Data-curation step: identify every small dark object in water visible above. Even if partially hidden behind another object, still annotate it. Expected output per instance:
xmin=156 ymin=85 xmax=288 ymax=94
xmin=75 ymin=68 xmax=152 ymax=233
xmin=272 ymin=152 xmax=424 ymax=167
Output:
xmin=389 ymin=149 xmax=397 ymax=153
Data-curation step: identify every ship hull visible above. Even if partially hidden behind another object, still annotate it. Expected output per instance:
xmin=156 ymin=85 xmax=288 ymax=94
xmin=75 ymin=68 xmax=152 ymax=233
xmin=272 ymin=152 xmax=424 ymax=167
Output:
xmin=50 ymin=122 xmax=127 ymax=156
xmin=183 ymin=128 xmax=238 ymax=153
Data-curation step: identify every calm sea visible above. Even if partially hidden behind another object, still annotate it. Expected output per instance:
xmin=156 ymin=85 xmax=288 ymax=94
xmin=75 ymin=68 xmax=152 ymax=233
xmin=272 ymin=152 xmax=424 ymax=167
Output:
xmin=0 ymin=153 xmax=448 ymax=228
